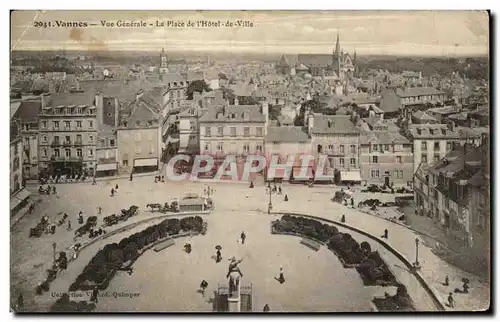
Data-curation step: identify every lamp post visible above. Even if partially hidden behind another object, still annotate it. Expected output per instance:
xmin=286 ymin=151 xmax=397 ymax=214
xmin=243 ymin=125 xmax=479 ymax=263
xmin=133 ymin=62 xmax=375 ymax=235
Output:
xmin=52 ymin=242 xmax=57 ymax=263
xmin=414 ymin=238 xmax=420 ymax=270
xmin=268 ymin=182 xmax=272 ymax=214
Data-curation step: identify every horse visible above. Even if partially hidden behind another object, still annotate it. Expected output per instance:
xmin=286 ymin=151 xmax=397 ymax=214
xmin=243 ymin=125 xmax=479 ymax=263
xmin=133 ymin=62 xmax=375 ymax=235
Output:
xmin=228 ymin=271 xmax=241 ymax=297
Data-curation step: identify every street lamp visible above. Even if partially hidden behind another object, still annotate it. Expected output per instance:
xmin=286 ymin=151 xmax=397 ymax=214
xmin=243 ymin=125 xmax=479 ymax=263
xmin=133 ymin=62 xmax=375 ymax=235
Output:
xmin=268 ymin=182 xmax=272 ymax=214
xmin=414 ymin=238 xmax=420 ymax=270
xmin=52 ymin=242 xmax=57 ymax=263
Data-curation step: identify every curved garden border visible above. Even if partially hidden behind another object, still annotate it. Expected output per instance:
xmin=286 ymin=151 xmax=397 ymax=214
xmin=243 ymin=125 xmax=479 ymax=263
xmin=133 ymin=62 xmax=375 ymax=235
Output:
xmin=275 ymin=212 xmax=446 ymax=311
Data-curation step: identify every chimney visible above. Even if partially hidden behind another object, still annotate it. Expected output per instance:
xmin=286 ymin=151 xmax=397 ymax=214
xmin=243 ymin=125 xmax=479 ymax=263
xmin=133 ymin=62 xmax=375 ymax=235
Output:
xmin=308 ymin=113 xmax=314 ymax=136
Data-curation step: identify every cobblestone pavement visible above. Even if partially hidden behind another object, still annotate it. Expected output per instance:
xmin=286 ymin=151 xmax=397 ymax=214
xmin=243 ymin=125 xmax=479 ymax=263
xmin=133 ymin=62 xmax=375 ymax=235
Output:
xmin=11 ymin=177 xmax=489 ymax=311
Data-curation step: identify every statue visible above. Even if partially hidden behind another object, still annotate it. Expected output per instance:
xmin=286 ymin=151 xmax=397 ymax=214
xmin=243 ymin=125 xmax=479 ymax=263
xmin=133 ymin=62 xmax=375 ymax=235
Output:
xmin=227 ymin=257 xmax=243 ymax=297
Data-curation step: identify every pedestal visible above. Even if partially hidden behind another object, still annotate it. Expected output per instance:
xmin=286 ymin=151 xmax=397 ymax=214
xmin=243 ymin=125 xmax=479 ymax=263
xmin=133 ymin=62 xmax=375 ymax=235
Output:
xmin=228 ymin=278 xmax=241 ymax=312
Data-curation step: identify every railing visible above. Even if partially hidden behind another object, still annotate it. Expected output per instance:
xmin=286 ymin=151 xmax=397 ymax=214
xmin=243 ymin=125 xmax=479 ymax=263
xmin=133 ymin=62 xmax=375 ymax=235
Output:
xmin=74 ymin=141 xmax=83 ymax=145
xmin=51 ymin=142 xmax=61 ymax=147
xmin=63 ymin=141 xmax=71 ymax=147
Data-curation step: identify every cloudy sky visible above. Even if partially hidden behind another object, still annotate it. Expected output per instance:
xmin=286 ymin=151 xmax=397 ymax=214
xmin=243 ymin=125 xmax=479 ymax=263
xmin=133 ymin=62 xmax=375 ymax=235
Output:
xmin=11 ymin=10 xmax=489 ymax=56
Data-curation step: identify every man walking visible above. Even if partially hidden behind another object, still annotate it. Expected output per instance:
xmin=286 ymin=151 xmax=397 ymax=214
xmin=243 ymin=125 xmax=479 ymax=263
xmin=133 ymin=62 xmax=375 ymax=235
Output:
xmin=447 ymin=292 xmax=454 ymax=308
xmin=90 ymin=286 xmax=99 ymax=303
xmin=240 ymin=231 xmax=246 ymax=245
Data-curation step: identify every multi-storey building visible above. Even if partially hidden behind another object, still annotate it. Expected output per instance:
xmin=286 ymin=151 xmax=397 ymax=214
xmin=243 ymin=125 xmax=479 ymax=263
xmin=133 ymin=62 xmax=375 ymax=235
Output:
xmin=116 ymin=95 xmax=162 ymax=175
xmin=161 ymin=73 xmax=188 ymax=118
xmin=308 ymin=114 xmax=361 ymax=183
xmin=12 ymin=99 xmax=41 ymax=178
xmin=414 ymin=137 xmax=489 ymax=252
xmin=10 ymin=121 xmax=30 ymax=214
xmin=38 ymin=93 xmax=98 ymax=176
xmin=359 ymin=131 xmax=413 ymax=186
xmin=406 ymin=123 xmax=482 ymax=172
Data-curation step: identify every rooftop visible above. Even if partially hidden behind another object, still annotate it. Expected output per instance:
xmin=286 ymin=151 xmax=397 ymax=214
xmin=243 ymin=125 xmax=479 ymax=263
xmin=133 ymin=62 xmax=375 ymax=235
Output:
xmin=396 ymin=86 xmax=445 ymax=98
xmin=13 ymin=100 xmax=41 ymax=122
xmin=49 ymin=93 xmax=94 ymax=108
xmin=266 ymin=126 xmax=309 ymax=143
xmin=199 ymin=105 xmax=265 ymax=123
xmin=311 ymin=115 xmax=360 ymax=135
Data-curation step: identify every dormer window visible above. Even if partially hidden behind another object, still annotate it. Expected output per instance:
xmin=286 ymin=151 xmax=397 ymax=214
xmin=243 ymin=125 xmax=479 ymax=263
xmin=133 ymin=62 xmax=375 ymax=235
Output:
xmin=76 ymin=108 xmax=82 ymax=114
xmin=189 ymin=108 xmax=195 ymax=115
xmin=429 ymin=129 xmax=434 ymax=135
xmin=417 ymin=129 xmax=422 ymax=135
xmin=136 ymin=121 xmax=141 ymax=126
xmin=441 ymin=129 xmax=446 ymax=135
xmin=123 ymin=121 xmax=128 ymax=127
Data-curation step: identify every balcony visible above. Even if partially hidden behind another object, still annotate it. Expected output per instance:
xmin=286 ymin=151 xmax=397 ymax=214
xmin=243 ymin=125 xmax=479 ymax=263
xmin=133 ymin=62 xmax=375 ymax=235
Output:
xmin=98 ymin=157 xmax=117 ymax=163
xmin=63 ymin=141 xmax=72 ymax=147
xmin=74 ymin=141 xmax=83 ymax=146
xmin=51 ymin=142 xmax=61 ymax=147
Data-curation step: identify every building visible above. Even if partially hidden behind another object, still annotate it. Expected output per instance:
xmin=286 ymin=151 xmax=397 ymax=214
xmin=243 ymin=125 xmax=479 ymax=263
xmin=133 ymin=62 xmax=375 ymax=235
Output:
xmin=10 ymin=121 xmax=31 ymax=215
xmin=198 ymin=104 xmax=266 ymax=180
xmin=159 ymin=47 xmax=169 ymax=74
xmin=308 ymin=114 xmax=362 ymax=183
xmin=379 ymin=87 xmax=448 ymax=119
xmin=12 ymin=99 xmax=41 ymax=178
xmin=161 ymin=73 xmax=188 ymax=118
xmin=38 ymin=93 xmax=98 ymax=177
xmin=406 ymin=123 xmax=483 ymax=172
xmin=360 ymin=131 xmax=413 ymax=186
xmin=331 ymin=34 xmax=356 ymax=83
xmin=116 ymin=94 xmax=162 ymax=175
xmin=414 ymin=138 xmax=490 ymax=252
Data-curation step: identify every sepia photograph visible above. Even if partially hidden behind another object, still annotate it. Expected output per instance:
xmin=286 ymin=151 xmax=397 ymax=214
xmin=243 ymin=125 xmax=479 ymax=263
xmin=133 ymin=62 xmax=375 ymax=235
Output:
xmin=9 ymin=9 xmax=491 ymax=313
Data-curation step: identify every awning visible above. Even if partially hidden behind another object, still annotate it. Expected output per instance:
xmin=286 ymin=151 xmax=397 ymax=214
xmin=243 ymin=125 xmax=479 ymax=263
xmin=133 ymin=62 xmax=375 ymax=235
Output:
xmin=10 ymin=197 xmax=22 ymax=211
xmin=340 ymin=171 xmax=362 ymax=182
xmin=15 ymin=188 xmax=31 ymax=202
xmin=96 ymin=163 xmax=118 ymax=171
xmin=134 ymin=158 xmax=158 ymax=167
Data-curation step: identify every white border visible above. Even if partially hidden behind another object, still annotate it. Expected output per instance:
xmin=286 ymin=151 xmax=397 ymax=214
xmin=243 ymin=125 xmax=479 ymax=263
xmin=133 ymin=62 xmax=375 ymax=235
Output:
xmin=2 ymin=2 xmax=498 ymax=322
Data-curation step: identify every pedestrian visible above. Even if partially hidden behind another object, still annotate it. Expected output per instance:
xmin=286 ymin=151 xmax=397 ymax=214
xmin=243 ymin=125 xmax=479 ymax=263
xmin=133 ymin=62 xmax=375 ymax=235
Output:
xmin=127 ymin=267 xmax=134 ymax=276
xmin=216 ymin=249 xmax=222 ymax=263
xmin=447 ymin=292 xmax=454 ymax=308
xmin=351 ymin=198 xmax=355 ymax=208
xmin=78 ymin=212 xmax=84 ymax=224
xmin=67 ymin=220 xmax=72 ymax=231
xmin=115 ymin=184 xmax=119 ymax=190
xmin=463 ymin=281 xmax=469 ymax=293
xmin=249 ymin=181 xmax=254 ymax=188
xmin=341 ymin=214 xmax=346 ymax=223
xmin=90 ymin=286 xmax=99 ymax=303
xmin=129 ymin=173 xmax=133 ymax=181
xmin=200 ymin=280 xmax=208 ymax=297
xmin=263 ymin=304 xmax=270 ymax=312
xmin=383 ymin=229 xmax=388 ymax=239
xmin=111 ymin=188 xmax=115 ymax=197
xmin=240 ymin=231 xmax=246 ymax=244
xmin=278 ymin=185 xmax=282 ymax=195
xmin=284 ymin=194 xmax=288 ymax=202
xmin=278 ymin=267 xmax=285 ymax=284
xmin=92 ymin=177 xmax=97 ymax=185
xmin=98 ymin=206 xmax=102 ymax=215
xmin=161 ymin=175 xmax=165 ymax=182
xmin=444 ymin=275 xmax=449 ymax=286
xmin=53 ymin=186 xmax=56 ymax=194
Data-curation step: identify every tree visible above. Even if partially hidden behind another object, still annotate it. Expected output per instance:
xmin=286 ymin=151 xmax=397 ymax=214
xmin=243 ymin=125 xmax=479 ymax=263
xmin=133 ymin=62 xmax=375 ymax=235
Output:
xmin=218 ymin=73 xmax=228 ymax=80
xmin=186 ymin=80 xmax=212 ymax=100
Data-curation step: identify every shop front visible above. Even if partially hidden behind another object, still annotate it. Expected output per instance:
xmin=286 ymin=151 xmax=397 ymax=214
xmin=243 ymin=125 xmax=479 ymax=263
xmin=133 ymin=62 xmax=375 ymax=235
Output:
xmin=133 ymin=158 xmax=158 ymax=174
xmin=95 ymin=162 xmax=118 ymax=178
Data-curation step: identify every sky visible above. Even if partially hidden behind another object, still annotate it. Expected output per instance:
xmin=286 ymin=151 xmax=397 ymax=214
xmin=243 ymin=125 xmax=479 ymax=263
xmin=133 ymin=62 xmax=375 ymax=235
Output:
xmin=10 ymin=10 xmax=489 ymax=56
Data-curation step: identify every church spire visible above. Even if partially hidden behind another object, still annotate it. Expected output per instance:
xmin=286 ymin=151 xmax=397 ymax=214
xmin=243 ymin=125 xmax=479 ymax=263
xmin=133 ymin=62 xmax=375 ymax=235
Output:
xmin=334 ymin=33 xmax=340 ymax=56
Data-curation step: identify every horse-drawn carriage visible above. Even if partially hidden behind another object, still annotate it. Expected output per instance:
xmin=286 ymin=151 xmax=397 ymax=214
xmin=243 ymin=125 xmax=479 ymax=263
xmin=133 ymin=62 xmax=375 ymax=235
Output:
xmin=146 ymin=200 xmax=180 ymax=213
xmin=75 ymin=216 xmax=98 ymax=238
xmin=29 ymin=217 xmax=50 ymax=238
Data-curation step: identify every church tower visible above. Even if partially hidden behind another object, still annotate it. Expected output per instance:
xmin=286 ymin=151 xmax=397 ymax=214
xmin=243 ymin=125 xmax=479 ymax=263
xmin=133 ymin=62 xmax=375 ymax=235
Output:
xmin=332 ymin=33 xmax=341 ymax=80
xmin=159 ymin=47 xmax=169 ymax=74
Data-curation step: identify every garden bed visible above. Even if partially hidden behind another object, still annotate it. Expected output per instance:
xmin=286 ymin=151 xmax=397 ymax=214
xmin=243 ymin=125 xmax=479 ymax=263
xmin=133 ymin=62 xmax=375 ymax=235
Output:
xmin=372 ymin=284 xmax=416 ymax=311
xmin=68 ymin=216 xmax=206 ymax=294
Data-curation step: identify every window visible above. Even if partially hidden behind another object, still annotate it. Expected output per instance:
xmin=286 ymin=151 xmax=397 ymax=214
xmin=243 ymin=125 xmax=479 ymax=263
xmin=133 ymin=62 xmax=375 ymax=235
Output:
xmin=417 ymin=129 xmax=422 ymax=135
xmin=42 ymin=148 xmax=47 ymax=157
xmin=205 ymin=127 xmax=211 ymax=137
xmin=372 ymin=156 xmax=378 ymax=163
xmin=134 ymin=133 xmax=141 ymax=141
xmin=328 ymin=145 xmax=333 ymax=151
xmin=244 ymin=127 xmax=250 ymax=137
xmin=53 ymin=121 xmax=59 ymax=129
xmin=65 ymin=135 xmax=70 ymax=143
xmin=434 ymin=155 xmax=440 ymax=163
xmin=446 ymin=142 xmax=452 ymax=150
xmin=373 ymin=144 xmax=378 ymax=151
xmin=441 ymin=129 xmax=446 ymax=135
xmin=396 ymin=156 xmax=402 ymax=163
xmin=422 ymin=142 xmax=427 ymax=150
xmin=256 ymin=127 xmax=263 ymax=137
xmin=149 ymin=144 xmax=155 ymax=154
xmin=147 ymin=131 xmax=153 ymax=141
xmin=76 ymin=149 xmax=82 ymax=157
xmin=189 ymin=120 xmax=196 ymax=130
xmin=109 ymin=139 xmax=114 ymax=146
xmin=397 ymin=170 xmax=404 ymax=179
xmin=135 ymin=146 xmax=141 ymax=154
xmin=54 ymin=136 xmax=60 ymax=143
xmin=42 ymin=121 xmax=47 ymax=129
xmin=76 ymin=134 xmax=82 ymax=143
xmin=24 ymin=137 xmax=29 ymax=146
xmin=55 ymin=108 xmax=62 ymax=114
xmin=54 ymin=149 xmax=60 ymax=157
xmin=42 ymin=135 xmax=48 ymax=143
xmin=65 ymin=149 xmax=71 ymax=157
xmin=371 ymin=170 xmax=380 ymax=178
xmin=122 ymin=160 xmax=128 ymax=166
xmin=217 ymin=126 xmax=223 ymax=136
xmin=204 ymin=144 xmax=210 ymax=151
xmin=76 ymin=121 xmax=82 ymax=128
xmin=243 ymin=143 xmax=250 ymax=153
xmin=89 ymin=121 xmax=93 ymax=128
xmin=65 ymin=108 xmax=71 ymax=115
xmin=429 ymin=129 xmax=434 ymax=135
xmin=136 ymin=121 xmax=141 ymax=126
xmin=89 ymin=135 xmax=93 ymax=143
xmin=64 ymin=121 xmax=70 ymax=129
xmin=339 ymin=158 xmax=345 ymax=167
xmin=422 ymin=155 xmax=428 ymax=163
xmin=256 ymin=145 xmax=262 ymax=152
xmin=217 ymin=142 xmax=223 ymax=151
xmin=230 ymin=127 xmax=237 ymax=137
xmin=384 ymin=144 xmax=390 ymax=151
xmin=340 ymin=145 xmax=345 ymax=154
xmin=350 ymin=158 xmax=356 ymax=166
xmin=88 ymin=149 xmax=93 ymax=157
xmin=350 ymin=145 xmax=356 ymax=154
